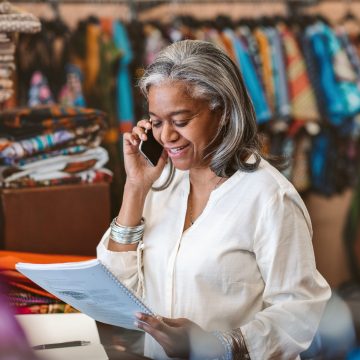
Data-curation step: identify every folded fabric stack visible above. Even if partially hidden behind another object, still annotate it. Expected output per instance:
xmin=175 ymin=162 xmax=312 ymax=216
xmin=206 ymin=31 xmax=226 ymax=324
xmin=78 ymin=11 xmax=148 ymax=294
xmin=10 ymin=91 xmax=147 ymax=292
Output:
xmin=0 ymin=105 xmax=113 ymax=188
xmin=0 ymin=1 xmax=41 ymax=103
xmin=0 ymin=251 xmax=94 ymax=314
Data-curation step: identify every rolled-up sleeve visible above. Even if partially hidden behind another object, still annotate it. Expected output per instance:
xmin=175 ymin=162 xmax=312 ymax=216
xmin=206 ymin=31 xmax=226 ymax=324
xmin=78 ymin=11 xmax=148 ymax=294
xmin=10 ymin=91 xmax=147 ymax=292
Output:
xmin=241 ymin=190 xmax=331 ymax=360
xmin=96 ymin=228 xmax=141 ymax=294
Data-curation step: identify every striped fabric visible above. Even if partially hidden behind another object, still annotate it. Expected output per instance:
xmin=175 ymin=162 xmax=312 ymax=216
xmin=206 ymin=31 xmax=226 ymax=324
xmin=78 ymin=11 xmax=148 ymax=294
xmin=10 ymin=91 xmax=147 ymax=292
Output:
xmin=279 ymin=24 xmax=320 ymax=122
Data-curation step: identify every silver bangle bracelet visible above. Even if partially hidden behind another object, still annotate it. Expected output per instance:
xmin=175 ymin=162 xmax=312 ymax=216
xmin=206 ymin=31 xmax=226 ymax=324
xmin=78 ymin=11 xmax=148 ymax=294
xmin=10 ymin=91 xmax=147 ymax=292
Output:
xmin=110 ymin=217 xmax=145 ymax=245
xmin=212 ymin=329 xmax=250 ymax=360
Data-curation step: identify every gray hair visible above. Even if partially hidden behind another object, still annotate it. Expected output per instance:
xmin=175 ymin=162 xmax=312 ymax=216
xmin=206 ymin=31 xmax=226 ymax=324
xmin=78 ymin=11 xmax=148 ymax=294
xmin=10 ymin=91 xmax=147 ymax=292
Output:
xmin=139 ymin=39 xmax=261 ymax=179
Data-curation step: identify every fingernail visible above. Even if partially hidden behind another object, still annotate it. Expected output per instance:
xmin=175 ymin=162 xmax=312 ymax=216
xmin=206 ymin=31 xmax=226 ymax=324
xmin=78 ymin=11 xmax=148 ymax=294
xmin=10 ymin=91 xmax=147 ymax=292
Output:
xmin=141 ymin=134 xmax=146 ymax=140
xmin=134 ymin=321 xmax=139 ymax=327
xmin=135 ymin=312 xmax=142 ymax=319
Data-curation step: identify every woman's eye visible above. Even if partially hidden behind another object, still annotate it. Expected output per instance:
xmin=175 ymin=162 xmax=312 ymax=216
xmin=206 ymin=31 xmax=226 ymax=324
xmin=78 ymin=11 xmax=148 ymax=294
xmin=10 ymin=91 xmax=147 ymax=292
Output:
xmin=174 ymin=121 xmax=188 ymax=127
xmin=152 ymin=121 xmax=162 ymax=128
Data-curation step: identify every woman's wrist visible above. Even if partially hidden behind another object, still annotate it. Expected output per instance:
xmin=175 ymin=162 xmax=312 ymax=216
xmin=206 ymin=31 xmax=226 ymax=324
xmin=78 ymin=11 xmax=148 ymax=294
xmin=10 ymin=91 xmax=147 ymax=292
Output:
xmin=212 ymin=329 xmax=250 ymax=360
xmin=123 ymin=180 xmax=150 ymax=198
xmin=110 ymin=217 xmax=145 ymax=245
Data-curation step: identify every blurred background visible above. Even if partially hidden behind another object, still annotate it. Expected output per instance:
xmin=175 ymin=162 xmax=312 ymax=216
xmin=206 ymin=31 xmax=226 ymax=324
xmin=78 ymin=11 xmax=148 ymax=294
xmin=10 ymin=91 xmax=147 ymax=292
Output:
xmin=0 ymin=0 xmax=360 ymax=359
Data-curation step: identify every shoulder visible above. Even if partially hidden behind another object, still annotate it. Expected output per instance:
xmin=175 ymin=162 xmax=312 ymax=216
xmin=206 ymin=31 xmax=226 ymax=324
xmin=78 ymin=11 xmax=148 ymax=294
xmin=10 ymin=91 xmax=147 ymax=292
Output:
xmin=244 ymin=157 xmax=299 ymax=198
xmin=250 ymin=158 xmax=311 ymax=230
xmin=227 ymin=157 xmax=308 ymax=217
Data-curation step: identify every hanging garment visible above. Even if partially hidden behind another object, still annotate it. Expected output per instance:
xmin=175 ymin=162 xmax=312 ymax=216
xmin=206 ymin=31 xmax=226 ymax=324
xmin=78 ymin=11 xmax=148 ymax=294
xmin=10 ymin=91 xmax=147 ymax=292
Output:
xmin=307 ymin=22 xmax=360 ymax=126
xmin=267 ymin=26 xmax=290 ymax=120
xmin=224 ymin=28 xmax=271 ymax=124
xmin=144 ymin=24 xmax=169 ymax=66
xmin=98 ymin=18 xmax=120 ymax=122
xmin=58 ymin=64 xmax=86 ymax=107
xmin=278 ymin=23 xmax=319 ymax=122
xmin=218 ymin=31 xmax=237 ymax=63
xmin=84 ymin=22 xmax=101 ymax=97
xmin=298 ymin=32 xmax=328 ymax=121
xmin=238 ymin=26 xmax=264 ymax=89
xmin=291 ymin=133 xmax=311 ymax=193
xmin=310 ymin=130 xmax=334 ymax=195
xmin=28 ymin=71 xmax=55 ymax=107
xmin=337 ymin=27 xmax=360 ymax=88
xmin=113 ymin=20 xmax=135 ymax=133
xmin=254 ymin=27 xmax=275 ymax=113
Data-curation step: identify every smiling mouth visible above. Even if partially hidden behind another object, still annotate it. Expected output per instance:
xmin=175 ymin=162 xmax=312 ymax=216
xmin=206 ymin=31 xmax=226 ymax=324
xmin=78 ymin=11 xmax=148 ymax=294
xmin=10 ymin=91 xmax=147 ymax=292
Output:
xmin=167 ymin=145 xmax=189 ymax=154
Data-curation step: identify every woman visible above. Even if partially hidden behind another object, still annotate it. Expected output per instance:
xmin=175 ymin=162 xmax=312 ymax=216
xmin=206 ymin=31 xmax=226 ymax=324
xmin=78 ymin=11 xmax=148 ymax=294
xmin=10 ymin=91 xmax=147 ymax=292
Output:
xmin=97 ymin=40 xmax=331 ymax=359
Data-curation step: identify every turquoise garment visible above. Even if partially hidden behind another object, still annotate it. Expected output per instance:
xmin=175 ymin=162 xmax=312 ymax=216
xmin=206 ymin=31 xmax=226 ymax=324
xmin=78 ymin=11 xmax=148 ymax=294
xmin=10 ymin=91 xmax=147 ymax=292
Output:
xmin=323 ymin=23 xmax=360 ymax=117
xmin=224 ymin=29 xmax=271 ymax=124
xmin=307 ymin=22 xmax=360 ymax=126
xmin=113 ymin=21 xmax=135 ymax=126
xmin=238 ymin=26 xmax=264 ymax=88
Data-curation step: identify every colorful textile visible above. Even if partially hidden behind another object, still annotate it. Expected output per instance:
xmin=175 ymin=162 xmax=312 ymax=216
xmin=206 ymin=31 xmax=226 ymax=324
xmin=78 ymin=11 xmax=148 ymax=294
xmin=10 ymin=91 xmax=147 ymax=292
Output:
xmin=0 ymin=105 xmax=106 ymax=131
xmin=269 ymin=27 xmax=290 ymax=119
xmin=1 ymin=146 xmax=109 ymax=184
xmin=1 ymin=168 xmax=112 ymax=189
xmin=299 ymin=33 xmax=328 ymax=121
xmin=84 ymin=23 xmax=101 ymax=96
xmin=15 ymin=145 xmax=87 ymax=166
xmin=224 ymin=29 xmax=271 ymax=124
xmin=337 ymin=27 xmax=360 ymax=87
xmin=28 ymin=71 xmax=55 ymax=107
xmin=58 ymin=64 xmax=86 ymax=107
xmin=113 ymin=20 xmax=135 ymax=133
xmin=307 ymin=22 xmax=360 ymax=126
xmin=0 ymin=125 xmax=102 ymax=161
xmin=0 ymin=105 xmax=107 ymax=149
xmin=8 ymin=289 xmax=58 ymax=307
xmin=15 ymin=303 xmax=78 ymax=315
xmin=279 ymin=23 xmax=319 ymax=122
xmin=238 ymin=26 xmax=264 ymax=87
xmin=254 ymin=28 xmax=275 ymax=113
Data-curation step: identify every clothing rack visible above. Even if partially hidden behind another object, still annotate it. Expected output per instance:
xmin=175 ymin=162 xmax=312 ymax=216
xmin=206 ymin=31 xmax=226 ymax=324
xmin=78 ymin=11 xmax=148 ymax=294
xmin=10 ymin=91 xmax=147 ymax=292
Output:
xmin=7 ymin=0 xmax=359 ymax=26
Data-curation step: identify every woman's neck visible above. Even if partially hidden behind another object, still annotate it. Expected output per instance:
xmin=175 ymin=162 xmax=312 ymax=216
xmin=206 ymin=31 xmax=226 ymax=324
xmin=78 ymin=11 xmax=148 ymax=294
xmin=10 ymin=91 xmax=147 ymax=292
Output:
xmin=189 ymin=167 xmax=224 ymax=193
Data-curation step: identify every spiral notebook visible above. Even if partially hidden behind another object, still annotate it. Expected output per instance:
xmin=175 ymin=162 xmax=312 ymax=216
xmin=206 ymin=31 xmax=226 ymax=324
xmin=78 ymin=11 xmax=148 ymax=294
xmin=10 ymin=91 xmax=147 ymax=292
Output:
xmin=16 ymin=259 xmax=154 ymax=330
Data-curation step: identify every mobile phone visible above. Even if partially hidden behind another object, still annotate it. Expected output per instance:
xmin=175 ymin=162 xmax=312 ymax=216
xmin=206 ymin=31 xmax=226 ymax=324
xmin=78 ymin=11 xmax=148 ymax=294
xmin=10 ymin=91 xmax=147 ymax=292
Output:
xmin=139 ymin=128 xmax=163 ymax=167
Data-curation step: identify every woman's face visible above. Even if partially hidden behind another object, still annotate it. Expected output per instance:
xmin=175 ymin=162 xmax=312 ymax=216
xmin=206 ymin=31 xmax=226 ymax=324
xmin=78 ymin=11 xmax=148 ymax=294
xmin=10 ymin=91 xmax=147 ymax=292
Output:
xmin=148 ymin=81 xmax=221 ymax=171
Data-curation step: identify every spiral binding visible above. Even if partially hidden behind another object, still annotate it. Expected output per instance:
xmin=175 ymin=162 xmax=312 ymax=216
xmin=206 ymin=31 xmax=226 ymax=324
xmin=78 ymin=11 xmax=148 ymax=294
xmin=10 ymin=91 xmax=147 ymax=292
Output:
xmin=99 ymin=262 xmax=154 ymax=316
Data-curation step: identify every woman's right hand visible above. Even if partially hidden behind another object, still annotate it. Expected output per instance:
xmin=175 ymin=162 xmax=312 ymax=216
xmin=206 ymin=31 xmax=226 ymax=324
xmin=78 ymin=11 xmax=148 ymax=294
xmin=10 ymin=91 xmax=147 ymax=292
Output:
xmin=123 ymin=119 xmax=167 ymax=191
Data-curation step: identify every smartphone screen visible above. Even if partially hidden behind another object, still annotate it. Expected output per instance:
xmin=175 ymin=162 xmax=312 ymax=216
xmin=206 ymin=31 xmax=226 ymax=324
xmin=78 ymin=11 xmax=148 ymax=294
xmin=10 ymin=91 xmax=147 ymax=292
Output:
xmin=139 ymin=129 xmax=163 ymax=167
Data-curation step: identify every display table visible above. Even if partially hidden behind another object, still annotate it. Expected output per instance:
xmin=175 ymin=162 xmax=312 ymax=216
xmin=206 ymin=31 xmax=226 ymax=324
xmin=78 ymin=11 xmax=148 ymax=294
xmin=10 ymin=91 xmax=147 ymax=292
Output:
xmin=16 ymin=313 xmax=149 ymax=360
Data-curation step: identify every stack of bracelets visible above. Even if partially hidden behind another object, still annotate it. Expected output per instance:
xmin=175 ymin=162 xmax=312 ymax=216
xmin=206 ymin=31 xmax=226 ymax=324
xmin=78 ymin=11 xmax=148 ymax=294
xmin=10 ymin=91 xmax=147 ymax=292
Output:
xmin=213 ymin=329 xmax=250 ymax=359
xmin=110 ymin=217 xmax=145 ymax=244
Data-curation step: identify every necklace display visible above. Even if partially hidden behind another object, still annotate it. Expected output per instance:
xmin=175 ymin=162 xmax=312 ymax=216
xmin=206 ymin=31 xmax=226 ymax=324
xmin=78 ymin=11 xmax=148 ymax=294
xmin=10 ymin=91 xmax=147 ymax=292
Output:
xmin=188 ymin=177 xmax=224 ymax=226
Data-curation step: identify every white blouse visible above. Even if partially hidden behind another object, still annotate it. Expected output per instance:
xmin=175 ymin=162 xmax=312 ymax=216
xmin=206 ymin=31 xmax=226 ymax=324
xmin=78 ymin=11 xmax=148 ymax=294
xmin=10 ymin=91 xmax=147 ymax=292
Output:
xmin=97 ymin=158 xmax=331 ymax=360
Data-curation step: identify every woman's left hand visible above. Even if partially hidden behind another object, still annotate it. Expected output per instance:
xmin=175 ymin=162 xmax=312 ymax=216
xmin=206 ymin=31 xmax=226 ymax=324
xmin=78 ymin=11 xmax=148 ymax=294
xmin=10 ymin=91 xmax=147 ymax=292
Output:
xmin=135 ymin=313 xmax=224 ymax=359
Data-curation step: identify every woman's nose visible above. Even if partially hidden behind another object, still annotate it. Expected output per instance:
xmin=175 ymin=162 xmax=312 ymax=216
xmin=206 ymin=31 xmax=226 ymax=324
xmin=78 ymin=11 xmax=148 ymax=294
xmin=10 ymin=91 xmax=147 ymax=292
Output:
xmin=160 ymin=123 xmax=178 ymax=143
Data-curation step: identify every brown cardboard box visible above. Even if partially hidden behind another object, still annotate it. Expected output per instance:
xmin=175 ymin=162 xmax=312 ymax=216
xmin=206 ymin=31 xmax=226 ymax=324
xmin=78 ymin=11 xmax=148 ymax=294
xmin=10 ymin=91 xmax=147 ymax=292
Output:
xmin=0 ymin=183 xmax=111 ymax=256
